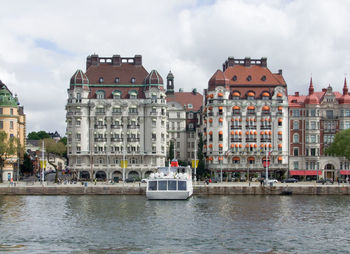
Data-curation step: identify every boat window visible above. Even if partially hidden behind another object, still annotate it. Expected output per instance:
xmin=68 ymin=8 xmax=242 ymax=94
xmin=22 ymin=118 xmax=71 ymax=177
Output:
xmin=178 ymin=181 xmax=186 ymax=191
xmin=148 ymin=181 xmax=157 ymax=191
xmin=159 ymin=181 xmax=167 ymax=190
xmin=168 ymin=180 xmax=177 ymax=191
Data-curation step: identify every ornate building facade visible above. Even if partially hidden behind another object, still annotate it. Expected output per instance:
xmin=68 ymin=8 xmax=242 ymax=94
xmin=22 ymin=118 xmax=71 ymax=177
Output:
xmin=0 ymin=81 xmax=26 ymax=181
xmin=203 ymin=57 xmax=289 ymax=179
xmin=288 ymin=78 xmax=350 ymax=180
xmin=165 ymin=71 xmax=203 ymax=164
xmin=66 ymin=54 xmax=167 ymax=181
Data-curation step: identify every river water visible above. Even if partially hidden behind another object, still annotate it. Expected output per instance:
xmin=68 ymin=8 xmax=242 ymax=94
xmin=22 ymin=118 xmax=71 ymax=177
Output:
xmin=0 ymin=195 xmax=349 ymax=254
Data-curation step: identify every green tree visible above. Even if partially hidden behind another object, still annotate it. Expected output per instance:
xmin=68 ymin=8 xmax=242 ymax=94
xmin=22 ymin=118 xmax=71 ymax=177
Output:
xmin=43 ymin=138 xmax=66 ymax=183
xmin=0 ymin=131 xmax=18 ymax=182
xmin=27 ymin=131 xmax=50 ymax=140
xmin=20 ymin=153 xmax=33 ymax=175
xmin=196 ymin=134 xmax=209 ymax=179
xmin=325 ymin=128 xmax=350 ymax=159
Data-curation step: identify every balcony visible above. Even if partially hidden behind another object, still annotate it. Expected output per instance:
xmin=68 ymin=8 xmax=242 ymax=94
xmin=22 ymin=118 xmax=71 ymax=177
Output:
xmin=111 ymin=125 xmax=122 ymax=129
xmin=96 ymin=111 xmax=105 ymax=115
xmin=111 ymin=138 xmax=123 ymax=142
xmin=128 ymin=138 xmax=140 ymax=142
xmin=245 ymin=138 xmax=257 ymax=142
xmin=94 ymin=125 xmax=107 ymax=129
xmin=231 ymin=138 xmax=242 ymax=142
xmin=260 ymin=138 xmax=272 ymax=142
xmin=94 ymin=138 xmax=107 ymax=142
xmin=260 ymin=125 xmax=272 ymax=130
xmin=112 ymin=111 xmax=122 ymax=115
xmin=128 ymin=111 xmax=139 ymax=115
xmin=231 ymin=125 xmax=242 ymax=130
xmin=127 ymin=124 xmax=140 ymax=129
xmin=245 ymin=125 xmax=257 ymax=129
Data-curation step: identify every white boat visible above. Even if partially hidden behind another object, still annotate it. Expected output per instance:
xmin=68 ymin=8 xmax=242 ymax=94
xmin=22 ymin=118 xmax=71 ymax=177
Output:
xmin=146 ymin=160 xmax=193 ymax=200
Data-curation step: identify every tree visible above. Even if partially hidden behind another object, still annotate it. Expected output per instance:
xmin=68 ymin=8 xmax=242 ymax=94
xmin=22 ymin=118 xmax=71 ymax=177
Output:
xmin=43 ymin=138 xmax=66 ymax=183
xmin=27 ymin=131 xmax=50 ymax=140
xmin=0 ymin=131 xmax=18 ymax=182
xmin=325 ymin=128 xmax=350 ymax=159
xmin=20 ymin=153 xmax=33 ymax=175
xmin=196 ymin=134 xmax=209 ymax=179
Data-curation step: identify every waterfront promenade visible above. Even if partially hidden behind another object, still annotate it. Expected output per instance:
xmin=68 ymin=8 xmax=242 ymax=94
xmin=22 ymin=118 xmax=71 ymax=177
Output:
xmin=1 ymin=181 xmax=350 ymax=195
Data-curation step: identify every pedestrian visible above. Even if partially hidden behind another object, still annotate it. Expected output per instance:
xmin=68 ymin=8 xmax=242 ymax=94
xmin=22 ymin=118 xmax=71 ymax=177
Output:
xmin=10 ymin=177 xmax=13 ymax=186
xmin=94 ymin=178 xmax=97 ymax=185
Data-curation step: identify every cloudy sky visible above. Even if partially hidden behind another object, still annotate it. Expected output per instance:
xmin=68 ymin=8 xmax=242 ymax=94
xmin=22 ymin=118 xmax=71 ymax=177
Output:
xmin=1 ymin=0 xmax=350 ymax=136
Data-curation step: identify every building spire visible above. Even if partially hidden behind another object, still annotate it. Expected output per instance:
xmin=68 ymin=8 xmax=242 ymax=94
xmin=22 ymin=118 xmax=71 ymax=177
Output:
xmin=343 ymin=77 xmax=348 ymax=95
xmin=309 ymin=77 xmax=314 ymax=95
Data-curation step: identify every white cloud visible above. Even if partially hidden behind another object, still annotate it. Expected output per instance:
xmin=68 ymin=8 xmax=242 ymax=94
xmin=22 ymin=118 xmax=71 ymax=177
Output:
xmin=0 ymin=0 xmax=350 ymax=135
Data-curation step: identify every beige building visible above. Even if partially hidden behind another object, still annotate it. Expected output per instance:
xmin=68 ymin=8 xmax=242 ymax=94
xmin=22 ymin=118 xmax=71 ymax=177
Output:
xmin=0 ymin=81 xmax=26 ymax=181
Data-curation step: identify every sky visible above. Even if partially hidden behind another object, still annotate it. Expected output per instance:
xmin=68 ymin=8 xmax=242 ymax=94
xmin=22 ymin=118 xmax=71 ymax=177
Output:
xmin=1 ymin=0 xmax=350 ymax=136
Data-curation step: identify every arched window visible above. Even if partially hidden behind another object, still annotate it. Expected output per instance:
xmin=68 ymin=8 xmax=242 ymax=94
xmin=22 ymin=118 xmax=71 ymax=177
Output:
xmin=129 ymin=90 xmax=138 ymax=99
xmin=96 ymin=90 xmax=105 ymax=99
xmin=112 ymin=90 xmax=121 ymax=99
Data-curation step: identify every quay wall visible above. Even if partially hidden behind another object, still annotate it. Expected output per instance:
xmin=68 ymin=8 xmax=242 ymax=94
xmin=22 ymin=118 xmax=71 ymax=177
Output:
xmin=1 ymin=185 xmax=350 ymax=195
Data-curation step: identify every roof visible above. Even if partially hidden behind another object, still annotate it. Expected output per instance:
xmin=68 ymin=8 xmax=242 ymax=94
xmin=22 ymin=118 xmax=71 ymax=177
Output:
xmin=288 ymin=89 xmax=344 ymax=107
xmin=0 ymin=81 xmax=18 ymax=107
xmin=70 ymin=70 xmax=89 ymax=85
xmin=85 ymin=62 xmax=149 ymax=85
xmin=167 ymin=91 xmax=203 ymax=111
xmin=144 ymin=70 xmax=163 ymax=85
xmin=224 ymin=65 xmax=286 ymax=86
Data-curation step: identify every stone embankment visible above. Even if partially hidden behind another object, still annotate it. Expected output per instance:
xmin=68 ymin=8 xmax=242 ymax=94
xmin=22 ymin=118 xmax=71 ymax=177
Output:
xmin=1 ymin=183 xmax=350 ymax=195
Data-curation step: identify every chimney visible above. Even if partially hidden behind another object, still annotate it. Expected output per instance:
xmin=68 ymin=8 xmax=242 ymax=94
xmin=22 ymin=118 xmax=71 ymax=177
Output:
xmin=134 ymin=55 xmax=142 ymax=66
xmin=86 ymin=54 xmax=99 ymax=70
xmin=295 ymin=92 xmax=299 ymax=97
xmin=244 ymin=57 xmax=251 ymax=67
xmin=112 ymin=55 xmax=121 ymax=66
xmin=260 ymin=57 xmax=267 ymax=67
xmin=278 ymin=69 xmax=283 ymax=75
xmin=227 ymin=57 xmax=235 ymax=67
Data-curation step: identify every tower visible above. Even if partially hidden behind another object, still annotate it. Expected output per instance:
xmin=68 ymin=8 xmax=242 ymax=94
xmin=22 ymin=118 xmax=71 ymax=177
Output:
xmin=166 ymin=71 xmax=174 ymax=95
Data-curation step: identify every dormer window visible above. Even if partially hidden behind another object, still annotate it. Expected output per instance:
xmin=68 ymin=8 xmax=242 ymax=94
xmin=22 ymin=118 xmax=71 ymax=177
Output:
xmin=99 ymin=77 xmax=104 ymax=83
xmin=188 ymin=104 xmax=193 ymax=109
xmin=96 ymin=90 xmax=105 ymax=99
xmin=129 ymin=90 xmax=137 ymax=99
xmin=232 ymin=75 xmax=237 ymax=81
xmin=247 ymin=75 xmax=252 ymax=81
xmin=261 ymin=75 xmax=266 ymax=81
xmin=131 ymin=77 xmax=136 ymax=83
xmin=115 ymin=77 xmax=120 ymax=84
xmin=113 ymin=90 xmax=121 ymax=99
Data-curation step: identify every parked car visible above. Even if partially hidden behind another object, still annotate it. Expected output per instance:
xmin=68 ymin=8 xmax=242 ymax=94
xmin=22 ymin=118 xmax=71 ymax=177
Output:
xmin=317 ymin=178 xmax=334 ymax=184
xmin=282 ymin=178 xmax=298 ymax=183
xmin=141 ymin=178 xmax=147 ymax=183
xmin=209 ymin=178 xmax=219 ymax=183
xmin=125 ymin=178 xmax=135 ymax=183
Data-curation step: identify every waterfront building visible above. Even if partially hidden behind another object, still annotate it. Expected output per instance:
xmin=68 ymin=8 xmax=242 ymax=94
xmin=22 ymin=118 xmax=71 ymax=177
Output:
xmin=203 ymin=57 xmax=289 ymax=179
xmin=66 ymin=54 xmax=167 ymax=181
xmin=165 ymin=71 xmax=203 ymax=164
xmin=0 ymin=80 xmax=26 ymax=181
xmin=288 ymin=78 xmax=350 ymax=180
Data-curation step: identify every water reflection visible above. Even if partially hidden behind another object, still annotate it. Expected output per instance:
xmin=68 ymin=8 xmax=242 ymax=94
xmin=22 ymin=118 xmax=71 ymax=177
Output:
xmin=0 ymin=195 xmax=349 ymax=253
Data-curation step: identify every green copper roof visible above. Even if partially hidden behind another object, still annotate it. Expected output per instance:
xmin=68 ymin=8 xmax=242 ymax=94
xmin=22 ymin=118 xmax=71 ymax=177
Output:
xmin=0 ymin=87 xmax=18 ymax=107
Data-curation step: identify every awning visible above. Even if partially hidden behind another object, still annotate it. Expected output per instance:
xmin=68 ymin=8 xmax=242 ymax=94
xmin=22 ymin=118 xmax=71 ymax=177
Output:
xmin=231 ymin=131 xmax=235 ymax=135
xmin=232 ymin=92 xmax=240 ymax=96
xmin=277 ymin=92 xmax=283 ymax=97
xmin=247 ymin=92 xmax=255 ymax=97
xmin=262 ymin=92 xmax=270 ymax=97
xmin=218 ymin=92 xmax=224 ymax=97
xmin=219 ymin=144 xmax=223 ymax=148
xmin=290 ymin=170 xmax=322 ymax=176
xmin=219 ymin=106 xmax=223 ymax=110
xmin=233 ymin=106 xmax=240 ymax=110
xmin=278 ymin=131 xmax=282 ymax=135
xmin=219 ymin=118 xmax=223 ymax=122
xmin=278 ymin=106 xmax=283 ymax=111
xmin=233 ymin=156 xmax=240 ymax=160
xmin=247 ymin=106 xmax=255 ymax=110
xmin=340 ymin=170 xmax=350 ymax=175
xmin=230 ymin=144 xmax=235 ymax=148
xmin=219 ymin=131 xmax=223 ymax=135
xmin=262 ymin=106 xmax=270 ymax=111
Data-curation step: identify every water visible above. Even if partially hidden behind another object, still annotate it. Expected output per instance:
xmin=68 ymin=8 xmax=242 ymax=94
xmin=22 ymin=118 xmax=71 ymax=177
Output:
xmin=0 ymin=195 xmax=349 ymax=253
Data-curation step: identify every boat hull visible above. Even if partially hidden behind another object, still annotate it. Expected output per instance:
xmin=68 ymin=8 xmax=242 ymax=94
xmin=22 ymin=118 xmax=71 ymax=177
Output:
xmin=146 ymin=190 xmax=193 ymax=200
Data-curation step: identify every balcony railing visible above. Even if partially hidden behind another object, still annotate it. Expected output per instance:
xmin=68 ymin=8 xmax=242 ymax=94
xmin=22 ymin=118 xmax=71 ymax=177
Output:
xmin=111 ymin=138 xmax=123 ymax=142
xmin=112 ymin=111 xmax=122 ymax=115
xmin=111 ymin=125 xmax=122 ymax=129
xmin=94 ymin=125 xmax=107 ymax=129
xmin=260 ymin=125 xmax=272 ymax=129
xmin=128 ymin=138 xmax=140 ymax=142
xmin=127 ymin=124 xmax=140 ymax=129
xmin=94 ymin=138 xmax=107 ymax=142
xmin=245 ymin=125 xmax=257 ymax=129
xmin=231 ymin=125 xmax=242 ymax=129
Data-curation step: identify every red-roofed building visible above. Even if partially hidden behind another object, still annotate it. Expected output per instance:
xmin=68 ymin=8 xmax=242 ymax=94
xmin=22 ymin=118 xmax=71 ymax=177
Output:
xmin=288 ymin=78 xmax=350 ymax=180
xmin=66 ymin=54 xmax=167 ymax=181
xmin=204 ymin=57 xmax=288 ymax=180
xmin=166 ymin=71 xmax=203 ymax=166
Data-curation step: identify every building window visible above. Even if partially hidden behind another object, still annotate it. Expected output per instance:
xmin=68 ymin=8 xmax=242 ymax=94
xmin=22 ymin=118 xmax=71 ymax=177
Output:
xmin=188 ymin=104 xmax=193 ymax=109
xmin=326 ymin=110 xmax=333 ymax=119
xmin=293 ymin=133 xmax=299 ymax=143
xmin=9 ymin=121 xmax=13 ymax=129
xmin=293 ymin=148 xmax=299 ymax=156
xmin=115 ymin=77 xmax=120 ymax=84
xmin=0 ymin=108 xmax=2 ymax=114
xmin=293 ymin=161 xmax=299 ymax=169
xmin=293 ymin=121 xmax=299 ymax=130
xmin=0 ymin=121 xmax=3 ymax=129
xmin=96 ymin=90 xmax=105 ymax=99
xmin=292 ymin=109 xmax=300 ymax=117
xmin=76 ymin=120 xmax=81 ymax=126
xmin=10 ymin=108 xmax=13 ymax=115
